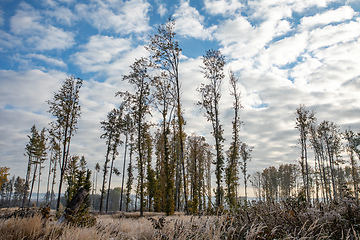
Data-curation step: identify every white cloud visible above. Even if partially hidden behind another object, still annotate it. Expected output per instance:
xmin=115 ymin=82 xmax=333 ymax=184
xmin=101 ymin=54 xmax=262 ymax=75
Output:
xmin=262 ymin=32 xmax=308 ymax=67
xmin=0 ymin=30 xmax=22 ymax=51
xmin=300 ymin=6 xmax=356 ymax=31
xmin=74 ymin=35 xmax=132 ymax=65
xmin=24 ymin=54 xmax=67 ymax=67
xmin=45 ymin=6 xmax=77 ymax=25
xmin=72 ymin=35 xmax=149 ymax=81
xmin=0 ymin=9 xmax=4 ymax=26
xmin=10 ymin=2 xmax=75 ymax=50
xmin=0 ymin=69 xmax=66 ymax=112
xmin=173 ymin=0 xmax=216 ymax=40
xmin=308 ymin=19 xmax=360 ymax=51
xmin=75 ymin=0 xmax=150 ymax=35
xmin=203 ymin=0 xmax=243 ymax=16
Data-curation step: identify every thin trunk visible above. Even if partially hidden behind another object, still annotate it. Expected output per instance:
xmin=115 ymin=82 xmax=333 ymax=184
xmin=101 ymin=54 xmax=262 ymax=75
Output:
xmin=36 ymin=163 xmax=42 ymax=206
xmin=120 ymin=134 xmax=128 ymax=211
xmin=56 ymin=112 xmax=70 ymax=211
xmin=100 ymin=133 xmax=112 ymax=212
xmin=28 ymin=163 xmax=38 ymax=207
xmin=106 ymin=145 xmax=117 ymax=213
xmin=175 ymin=68 xmax=187 ymax=213
xmin=22 ymin=155 xmax=32 ymax=208
xmin=46 ymin=153 xmax=52 ymax=204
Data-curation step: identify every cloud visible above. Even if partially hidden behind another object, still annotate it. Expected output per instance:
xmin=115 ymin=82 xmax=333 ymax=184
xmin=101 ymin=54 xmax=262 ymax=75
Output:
xmin=74 ymin=35 xmax=132 ymax=66
xmin=72 ymin=35 xmax=148 ymax=79
xmin=155 ymin=0 xmax=167 ymax=17
xmin=44 ymin=6 xmax=77 ymax=25
xmin=203 ymin=0 xmax=243 ymax=16
xmin=262 ymin=32 xmax=308 ymax=67
xmin=300 ymin=6 xmax=356 ymax=31
xmin=173 ymin=0 xmax=216 ymax=40
xmin=0 ymin=30 xmax=22 ymax=52
xmin=75 ymin=0 xmax=151 ymax=35
xmin=24 ymin=54 xmax=67 ymax=67
xmin=0 ymin=9 xmax=4 ymax=26
xmin=307 ymin=18 xmax=360 ymax=51
xmin=10 ymin=2 xmax=75 ymax=50
xmin=0 ymin=69 xmax=66 ymax=113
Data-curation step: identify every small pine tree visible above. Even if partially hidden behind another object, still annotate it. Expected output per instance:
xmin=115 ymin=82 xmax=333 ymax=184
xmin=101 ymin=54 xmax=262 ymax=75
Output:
xmin=65 ymin=156 xmax=94 ymax=226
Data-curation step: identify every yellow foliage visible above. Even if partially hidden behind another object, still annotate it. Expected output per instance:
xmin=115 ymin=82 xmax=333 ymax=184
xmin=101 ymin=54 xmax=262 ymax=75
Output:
xmin=0 ymin=167 xmax=10 ymax=190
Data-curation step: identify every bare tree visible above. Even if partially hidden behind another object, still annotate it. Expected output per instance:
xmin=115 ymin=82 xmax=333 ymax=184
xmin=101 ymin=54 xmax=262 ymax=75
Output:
xmin=198 ymin=49 xmax=226 ymax=207
xmin=117 ymin=58 xmax=152 ymax=217
xmin=295 ymin=104 xmax=315 ymax=202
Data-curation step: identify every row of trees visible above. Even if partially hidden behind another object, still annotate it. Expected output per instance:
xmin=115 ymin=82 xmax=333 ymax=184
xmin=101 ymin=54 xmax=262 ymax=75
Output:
xmin=0 ymin=76 xmax=86 ymax=211
xmin=249 ymin=105 xmax=360 ymax=203
xmin=97 ymin=18 xmax=253 ymax=216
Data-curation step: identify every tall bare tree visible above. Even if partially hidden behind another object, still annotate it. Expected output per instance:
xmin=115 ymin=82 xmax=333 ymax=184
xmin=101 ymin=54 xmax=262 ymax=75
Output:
xmin=117 ymin=58 xmax=152 ymax=217
xmin=146 ymin=18 xmax=187 ymax=213
xmin=48 ymin=77 xmax=82 ymax=211
xmin=198 ymin=49 xmax=226 ymax=207
xmin=295 ymin=104 xmax=315 ymax=202
xmin=225 ymin=70 xmax=243 ymax=207
xmin=99 ymin=107 xmax=122 ymax=212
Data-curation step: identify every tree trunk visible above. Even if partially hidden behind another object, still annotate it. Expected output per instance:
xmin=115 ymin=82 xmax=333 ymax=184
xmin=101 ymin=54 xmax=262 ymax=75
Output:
xmin=57 ymin=187 xmax=88 ymax=224
xmin=120 ymin=134 xmax=128 ymax=211
xmin=106 ymin=145 xmax=117 ymax=213
xmin=28 ymin=163 xmax=38 ymax=207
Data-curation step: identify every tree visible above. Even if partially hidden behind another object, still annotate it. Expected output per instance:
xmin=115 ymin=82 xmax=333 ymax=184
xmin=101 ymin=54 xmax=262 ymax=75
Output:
xmin=0 ymin=167 xmax=9 ymax=192
xmin=317 ymin=120 xmax=342 ymax=201
xmin=99 ymin=107 xmax=122 ymax=212
xmin=151 ymin=73 xmax=175 ymax=215
xmin=125 ymin=133 xmax=135 ymax=212
xmin=240 ymin=143 xmax=253 ymax=201
xmin=198 ymin=49 xmax=226 ymax=207
xmin=225 ymin=70 xmax=243 ymax=207
xmin=22 ymin=125 xmax=38 ymax=208
xmin=35 ymin=128 xmax=47 ymax=207
xmin=343 ymin=129 xmax=360 ymax=202
xmin=251 ymin=171 xmax=262 ymax=201
xmin=105 ymin=107 xmax=124 ymax=213
xmin=117 ymin=58 xmax=152 ymax=217
xmin=13 ymin=176 xmax=25 ymax=206
xmin=48 ymin=77 xmax=82 ymax=211
xmin=186 ymin=134 xmax=210 ymax=214
xmin=24 ymin=126 xmax=47 ymax=207
xmin=120 ymin=113 xmax=133 ymax=211
xmin=295 ymin=105 xmax=315 ymax=202
xmin=146 ymin=18 xmax=188 ymax=213
xmin=64 ymin=155 xmax=93 ymax=226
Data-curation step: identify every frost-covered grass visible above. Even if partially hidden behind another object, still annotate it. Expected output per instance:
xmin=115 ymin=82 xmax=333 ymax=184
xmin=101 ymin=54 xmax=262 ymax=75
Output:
xmin=1 ymin=200 xmax=359 ymax=239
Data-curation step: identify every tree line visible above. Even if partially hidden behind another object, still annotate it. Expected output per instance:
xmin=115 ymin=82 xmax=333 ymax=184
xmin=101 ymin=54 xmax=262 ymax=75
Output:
xmin=1 ymin=18 xmax=359 ymax=216
xmin=250 ymin=105 xmax=360 ymax=204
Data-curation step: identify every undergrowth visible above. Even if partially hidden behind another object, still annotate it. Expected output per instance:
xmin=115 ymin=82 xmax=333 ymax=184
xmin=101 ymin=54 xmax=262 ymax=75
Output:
xmin=0 ymin=199 xmax=359 ymax=239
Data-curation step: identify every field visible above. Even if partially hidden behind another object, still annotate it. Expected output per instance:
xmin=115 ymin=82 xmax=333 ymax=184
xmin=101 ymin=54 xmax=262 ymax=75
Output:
xmin=1 ymin=199 xmax=360 ymax=239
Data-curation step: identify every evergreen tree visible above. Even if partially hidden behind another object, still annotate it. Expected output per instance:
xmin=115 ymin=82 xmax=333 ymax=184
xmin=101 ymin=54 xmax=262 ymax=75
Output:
xmin=65 ymin=155 xmax=93 ymax=226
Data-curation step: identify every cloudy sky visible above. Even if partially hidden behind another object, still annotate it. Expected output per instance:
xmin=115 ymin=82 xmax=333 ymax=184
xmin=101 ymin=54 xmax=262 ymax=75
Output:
xmin=1 ymin=0 xmax=360 ymax=195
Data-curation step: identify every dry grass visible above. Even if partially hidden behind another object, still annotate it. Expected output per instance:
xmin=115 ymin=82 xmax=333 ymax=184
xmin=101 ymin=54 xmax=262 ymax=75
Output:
xmin=0 ymin=200 xmax=359 ymax=239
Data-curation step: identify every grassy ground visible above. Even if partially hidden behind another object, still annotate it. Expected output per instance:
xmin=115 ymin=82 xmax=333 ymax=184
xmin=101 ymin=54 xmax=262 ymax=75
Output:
xmin=1 ymin=199 xmax=359 ymax=239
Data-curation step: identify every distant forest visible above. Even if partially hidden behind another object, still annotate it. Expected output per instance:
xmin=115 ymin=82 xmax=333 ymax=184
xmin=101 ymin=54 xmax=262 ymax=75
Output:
xmin=1 ymin=18 xmax=359 ymax=218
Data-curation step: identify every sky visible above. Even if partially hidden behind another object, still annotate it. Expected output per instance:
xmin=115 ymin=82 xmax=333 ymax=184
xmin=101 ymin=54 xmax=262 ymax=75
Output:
xmin=1 ymin=0 xmax=360 ymax=196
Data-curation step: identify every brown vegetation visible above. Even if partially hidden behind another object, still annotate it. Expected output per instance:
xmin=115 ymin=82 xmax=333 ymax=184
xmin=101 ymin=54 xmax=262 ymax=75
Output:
xmin=1 ymin=199 xmax=359 ymax=240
